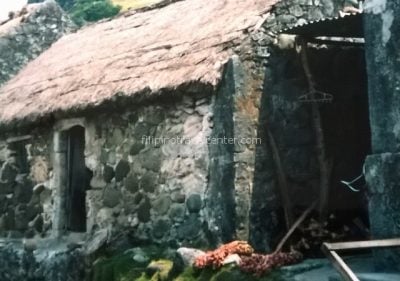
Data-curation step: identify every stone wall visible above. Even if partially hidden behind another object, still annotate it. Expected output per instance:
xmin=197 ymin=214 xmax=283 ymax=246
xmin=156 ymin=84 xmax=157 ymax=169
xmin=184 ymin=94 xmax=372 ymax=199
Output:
xmin=0 ymin=0 xmax=74 ymax=86
xmin=248 ymin=0 xmax=353 ymax=251
xmin=82 ymin=93 xmax=214 ymax=247
xmin=363 ymin=0 xmax=400 ymax=271
xmin=0 ymin=129 xmax=53 ymax=238
xmin=0 ymin=91 xmax=218 ymax=247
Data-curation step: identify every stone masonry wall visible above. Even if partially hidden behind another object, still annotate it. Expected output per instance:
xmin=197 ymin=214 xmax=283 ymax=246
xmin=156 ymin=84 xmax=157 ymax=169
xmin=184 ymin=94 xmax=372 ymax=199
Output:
xmin=0 ymin=0 xmax=74 ymax=86
xmin=0 ymin=128 xmax=53 ymax=238
xmin=83 ymin=93 xmax=214 ymax=247
xmin=249 ymin=0 xmax=349 ymax=251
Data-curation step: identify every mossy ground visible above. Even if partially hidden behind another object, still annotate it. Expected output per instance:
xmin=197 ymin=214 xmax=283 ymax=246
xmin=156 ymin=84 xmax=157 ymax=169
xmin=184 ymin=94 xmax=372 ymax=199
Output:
xmin=93 ymin=251 xmax=285 ymax=281
xmin=175 ymin=266 xmax=285 ymax=281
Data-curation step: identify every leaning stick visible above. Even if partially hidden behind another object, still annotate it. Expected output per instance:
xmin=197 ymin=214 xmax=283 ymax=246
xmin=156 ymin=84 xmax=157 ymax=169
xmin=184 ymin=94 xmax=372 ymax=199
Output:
xmin=273 ymin=200 xmax=318 ymax=254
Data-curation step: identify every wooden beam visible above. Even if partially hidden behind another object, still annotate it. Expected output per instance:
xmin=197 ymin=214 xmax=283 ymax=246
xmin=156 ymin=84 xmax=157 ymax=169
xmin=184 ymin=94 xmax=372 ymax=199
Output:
xmin=322 ymin=245 xmax=360 ymax=281
xmin=324 ymin=238 xmax=400 ymax=251
xmin=322 ymin=238 xmax=400 ymax=281
xmin=6 ymin=135 xmax=32 ymax=143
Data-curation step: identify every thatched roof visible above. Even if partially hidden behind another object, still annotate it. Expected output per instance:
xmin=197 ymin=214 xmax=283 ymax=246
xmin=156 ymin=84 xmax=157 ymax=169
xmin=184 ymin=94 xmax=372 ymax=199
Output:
xmin=0 ymin=0 xmax=276 ymax=126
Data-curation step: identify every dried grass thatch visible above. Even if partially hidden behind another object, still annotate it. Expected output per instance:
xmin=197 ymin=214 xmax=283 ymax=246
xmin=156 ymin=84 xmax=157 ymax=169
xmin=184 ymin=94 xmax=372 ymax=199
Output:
xmin=0 ymin=0 xmax=276 ymax=126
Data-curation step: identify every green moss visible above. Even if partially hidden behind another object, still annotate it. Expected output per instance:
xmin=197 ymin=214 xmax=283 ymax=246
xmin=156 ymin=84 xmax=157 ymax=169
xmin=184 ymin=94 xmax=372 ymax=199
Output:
xmin=174 ymin=265 xmax=286 ymax=281
xmin=148 ymin=260 xmax=173 ymax=281
xmin=93 ymin=252 xmax=147 ymax=281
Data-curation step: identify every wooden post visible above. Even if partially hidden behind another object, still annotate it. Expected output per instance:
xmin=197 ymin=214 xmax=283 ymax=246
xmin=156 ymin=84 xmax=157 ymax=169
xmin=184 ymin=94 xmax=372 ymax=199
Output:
xmin=299 ymin=37 xmax=331 ymax=219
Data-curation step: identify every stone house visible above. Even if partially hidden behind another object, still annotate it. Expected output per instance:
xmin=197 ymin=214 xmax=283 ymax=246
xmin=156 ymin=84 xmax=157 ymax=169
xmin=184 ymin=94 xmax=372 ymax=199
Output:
xmin=0 ymin=0 xmax=374 ymax=253
xmin=0 ymin=0 xmax=280 ymax=247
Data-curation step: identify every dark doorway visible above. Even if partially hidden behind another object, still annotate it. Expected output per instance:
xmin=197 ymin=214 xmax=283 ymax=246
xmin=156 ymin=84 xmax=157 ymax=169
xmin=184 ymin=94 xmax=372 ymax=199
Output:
xmin=65 ymin=126 xmax=88 ymax=232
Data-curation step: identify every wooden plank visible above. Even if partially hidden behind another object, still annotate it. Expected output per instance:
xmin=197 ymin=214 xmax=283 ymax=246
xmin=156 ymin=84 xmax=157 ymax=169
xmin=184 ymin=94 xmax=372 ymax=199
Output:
xmin=6 ymin=135 xmax=32 ymax=143
xmin=323 ymin=248 xmax=361 ymax=281
xmin=324 ymin=238 xmax=400 ymax=251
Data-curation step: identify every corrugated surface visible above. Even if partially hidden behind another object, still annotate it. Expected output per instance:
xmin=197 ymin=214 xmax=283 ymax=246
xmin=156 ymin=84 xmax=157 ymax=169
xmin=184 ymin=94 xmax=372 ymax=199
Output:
xmin=279 ymin=13 xmax=364 ymax=38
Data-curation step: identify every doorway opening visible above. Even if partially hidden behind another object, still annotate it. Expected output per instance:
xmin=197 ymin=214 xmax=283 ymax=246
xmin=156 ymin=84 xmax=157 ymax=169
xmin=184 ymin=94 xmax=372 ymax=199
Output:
xmin=66 ymin=126 xmax=88 ymax=232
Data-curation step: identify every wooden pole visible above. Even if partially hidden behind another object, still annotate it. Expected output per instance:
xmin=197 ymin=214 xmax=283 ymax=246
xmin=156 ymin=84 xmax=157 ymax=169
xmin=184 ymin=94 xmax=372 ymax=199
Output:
xmin=267 ymin=129 xmax=294 ymax=229
xmin=299 ymin=38 xmax=331 ymax=220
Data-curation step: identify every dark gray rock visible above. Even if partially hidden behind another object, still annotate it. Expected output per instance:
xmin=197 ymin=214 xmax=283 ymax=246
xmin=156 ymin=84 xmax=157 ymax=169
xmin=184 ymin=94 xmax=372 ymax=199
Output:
xmin=171 ymin=191 xmax=186 ymax=203
xmin=103 ymin=165 xmax=115 ymax=183
xmin=186 ymin=194 xmax=202 ymax=213
xmin=129 ymin=142 xmax=145 ymax=155
xmin=0 ymin=162 xmax=17 ymax=184
xmin=152 ymin=218 xmax=171 ymax=239
xmin=153 ymin=195 xmax=171 ymax=215
xmin=115 ymin=160 xmax=130 ymax=182
xmin=103 ymin=187 xmax=121 ymax=208
xmin=140 ymin=150 xmax=162 ymax=172
xmin=177 ymin=214 xmax=202 ymax=240
xmin=169 ymin=204 xmax=185 ymax=222
xmin=140 ymin=172 xmax=157 ymax=193
xmin=125 ymin=173 xmax=139 ymax=193
xmin=134 ymin=192 xmax=144 ymax=204
xmin=137 ymin=197 xmax=151 ymax=222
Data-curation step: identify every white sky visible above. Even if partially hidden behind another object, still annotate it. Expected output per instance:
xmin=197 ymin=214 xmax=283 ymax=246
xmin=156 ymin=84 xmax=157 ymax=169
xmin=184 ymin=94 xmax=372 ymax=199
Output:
xmin=0 ymin=0 xmax=28 ymax=21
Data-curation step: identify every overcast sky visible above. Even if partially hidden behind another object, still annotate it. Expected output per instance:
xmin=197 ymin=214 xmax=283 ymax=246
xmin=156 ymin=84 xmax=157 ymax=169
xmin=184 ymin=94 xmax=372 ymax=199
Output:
xmin=0 ymin=0 xmax=28 ymax=21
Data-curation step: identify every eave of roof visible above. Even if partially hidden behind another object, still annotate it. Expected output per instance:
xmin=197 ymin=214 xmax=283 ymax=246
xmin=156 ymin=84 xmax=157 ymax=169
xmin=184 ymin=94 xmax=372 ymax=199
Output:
xmin=279 ymin=12 xmax=364 ymax=38
xmin=0 ymin=0 xmax=277 ymax=128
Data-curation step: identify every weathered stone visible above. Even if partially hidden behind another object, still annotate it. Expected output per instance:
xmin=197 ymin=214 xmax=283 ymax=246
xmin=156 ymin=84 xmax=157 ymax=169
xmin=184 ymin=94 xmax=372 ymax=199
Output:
xmin=14 ymin=204 xmax=28 ymax=231
xmin=171 ymin=191 xmax=186 ymax=203
xmin=147 ymin=109 xmax=165 ymax=125
xmin=140 ymin=150 xmax=162 ymax=172
xmin=278 ymin=14 xmax=297 ymax=24
xmin=176 ymin=247 xmax=205 ymax=267
xmin=90 ymin=177 xmax=107 ymax=189
xmin=289 ymin=5 xmax=303 ymax=17
xmin=128 ymin=247 xmax=150 ymax=264
xmin=134 ymin=192 xmax=144 ymax=204
xmin=186 ymin=194 xmax=202 ymax=213
xmin=152 ymin=218 xmax=171 ymax=239
xmin=195 ymin=104 xmax=209 ymax=116
xmin=0 ymin=162 xmax=17 ymax=184
xmin=125 ymin=173 xmax=139 ymax=193
xmin=85 ymin=228 xmax=110 ymax=255
xmin=28 ymin=214 xmax=43 ymax=233
xmin=137 ymin=197 xmax=151 ymax=222
xmin=183 ymin=115 xmax=203 ymax=139
xmin=110 ymin=128 xmax=124 ymax=146
xmin=96 ymin=208 xmax=114 ymax=228
xmin=153 ymin=195 xmax=171 ymax=215
xmin=100 ymin=149 xmax=108 ymax=164
xmin=140 ymin=172 xmax=157 ymax=193
xmin=169 ymin=204 xmax=185 ymax=222
xmin=115 ymin=160 xmax=130 ymax=182
xmin=129 ymin=142 xmax=145 ymax=155
xmin=133 ymin=122 xmax=151 ymax=139
xmin=103 ymin=165 xmax=115 ymax=183
xmin=103 ymin=187 xmax=121 ymax=208
xmin=177 ymin=214 xmax=202 ymax=240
